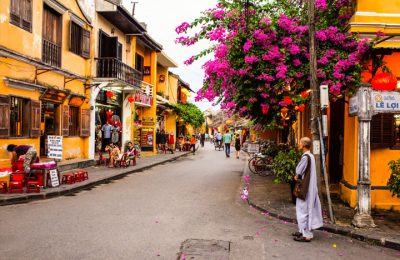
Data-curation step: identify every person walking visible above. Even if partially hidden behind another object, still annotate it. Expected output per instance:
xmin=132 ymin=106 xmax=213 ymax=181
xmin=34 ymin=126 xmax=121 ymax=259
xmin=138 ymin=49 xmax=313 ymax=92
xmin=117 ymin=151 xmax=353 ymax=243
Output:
xmin=101 ymin=121 xmax=112 ymax=152
xmin=167 ymin=132 xmax=175 ymax=154
xmin=223 ymin=130 xmax=232 ymax=158
xmin=200 ymin=133 xmax=205 ymax=147
xmin=160 ymin=130 xmax=167 ymax=154
xmin=292 ymin=137 xmax=323 ymax=242
xmin=190 ymin=134 xmax=196 ymax=155
xmin=234 ymin=133 xmax=241 ymax=159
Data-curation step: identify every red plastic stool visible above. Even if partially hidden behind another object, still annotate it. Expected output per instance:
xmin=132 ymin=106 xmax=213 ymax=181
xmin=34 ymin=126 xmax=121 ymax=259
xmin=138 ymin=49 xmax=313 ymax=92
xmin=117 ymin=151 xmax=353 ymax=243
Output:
xmin=62 ymin=174 xmax=75 ymax=185
xmin=9 ymin=180 xmax=24 ymax=193
xmin=0 ymin=182 xmax=7 ymax=193
xmin=77 ymin=170 xmax=89 ymax=181
xmin=73 ymin=171 xmax=83 ymax=182
xmin=26 ymin=180 xmax=41 ymax=193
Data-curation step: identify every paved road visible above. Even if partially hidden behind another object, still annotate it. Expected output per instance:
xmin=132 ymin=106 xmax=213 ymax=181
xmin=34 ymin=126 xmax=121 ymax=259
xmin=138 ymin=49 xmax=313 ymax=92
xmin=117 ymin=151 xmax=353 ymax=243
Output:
xmin=0 ymin=143 xmax=399 ymax=259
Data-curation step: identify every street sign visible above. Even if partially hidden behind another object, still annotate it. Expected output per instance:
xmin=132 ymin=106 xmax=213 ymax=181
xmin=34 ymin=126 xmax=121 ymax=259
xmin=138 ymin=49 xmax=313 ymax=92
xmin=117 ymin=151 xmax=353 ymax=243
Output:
xmin=348 ymin=95 xmax=358 ymax=116
xmin=371 ymin=91 xmax=400 ymax=114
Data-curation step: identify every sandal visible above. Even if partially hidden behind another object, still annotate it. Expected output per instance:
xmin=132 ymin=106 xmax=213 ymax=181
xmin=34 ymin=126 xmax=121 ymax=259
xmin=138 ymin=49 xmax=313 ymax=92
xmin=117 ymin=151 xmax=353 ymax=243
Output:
xmin=293 ymin=236 xmax=312 ymax=242
xmin=291 ymin=231 xmax=302 ymax=237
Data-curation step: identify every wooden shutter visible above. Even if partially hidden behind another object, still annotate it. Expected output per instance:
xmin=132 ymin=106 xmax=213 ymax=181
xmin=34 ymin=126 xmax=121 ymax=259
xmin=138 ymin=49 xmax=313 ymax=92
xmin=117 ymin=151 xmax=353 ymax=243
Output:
xmin=80 ymin=108 xmax=90 ymax=137
xmin=82 ymin=29 xmax=90 ymax=58
xmin=10 ymin=0 xmax=21 ymax=25
xmin=371 ymin=113 xmax=394 ymax=148
xmin=0 ymin=95 xmax=10 ymax=138
xmin=62 ymin=105 xmax=69 ymax=137
xmin=117 ymin=42 xmax=122 ymax=61
xmin=30 ymin=100 xmax=41 ymax=138
xmin=21 ymin=0 xmax=32 ymax=31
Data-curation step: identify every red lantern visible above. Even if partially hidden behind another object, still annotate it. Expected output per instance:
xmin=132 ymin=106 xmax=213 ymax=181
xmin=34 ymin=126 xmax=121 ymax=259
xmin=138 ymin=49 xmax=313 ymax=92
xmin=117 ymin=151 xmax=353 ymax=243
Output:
xmin=127 ymin=96 xmax=135 ymax=103
xmin=298 ymin=104 xmax=305 ymax=112
xmin=261 ymin=104 xmax=269 ymax=115
xmin=361 ymin=71 xmax=372 ymax=83
xmin=283 ymin=96 xmax=292 ymax=106
xmin=106 ymin=91 xmax=114 ymax=98
xmin=371 ymin=72 xmax=397 ymax=91
xmin=300 ymin=90 xmax=310 ymax=98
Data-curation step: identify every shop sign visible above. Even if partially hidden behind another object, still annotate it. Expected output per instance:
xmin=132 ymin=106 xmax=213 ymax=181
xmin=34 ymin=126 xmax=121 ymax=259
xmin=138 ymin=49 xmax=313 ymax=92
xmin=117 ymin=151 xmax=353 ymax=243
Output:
xmin=47 ymin=135 xmax=63 ymax=159
xmin=142 ymin=117 xmax=155 ymax=126
xmin=49 ymin=169 xmax=60 ymax=187
xmin=371 ymin=91 xmax=400 ymax=113
xmin=348 ymin=95 xmax=358 ymax=116
xmin=134 ymin=93 xmax=152 ymax=107
xmin=143 ymin=66 xmax=151 ymax=75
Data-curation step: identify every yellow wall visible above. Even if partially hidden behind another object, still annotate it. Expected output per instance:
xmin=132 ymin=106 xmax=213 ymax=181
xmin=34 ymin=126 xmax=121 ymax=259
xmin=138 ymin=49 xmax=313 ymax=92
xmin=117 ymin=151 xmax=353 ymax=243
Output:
xmin=341 ymin=101 xmax=400 ymax=210
xmin=169 ymin=74 xmax=179 ymax=104
xmin=0 ymin=0 xmax=91 ymax=163
xmin=156 ymin=65 xmax=168 ymax=94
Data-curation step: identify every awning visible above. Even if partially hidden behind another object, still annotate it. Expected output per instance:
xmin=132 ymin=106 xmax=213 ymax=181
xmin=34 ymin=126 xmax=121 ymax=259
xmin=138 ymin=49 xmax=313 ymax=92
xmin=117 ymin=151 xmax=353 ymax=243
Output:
xmin=40 ymin=88 xmax=70 ymax=104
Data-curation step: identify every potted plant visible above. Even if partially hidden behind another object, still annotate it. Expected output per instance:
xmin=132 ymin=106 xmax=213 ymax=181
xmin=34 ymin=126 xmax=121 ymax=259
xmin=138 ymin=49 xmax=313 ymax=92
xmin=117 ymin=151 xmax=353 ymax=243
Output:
xmin=272 ymin=148 xmax=301 ymax=204
xmin=387 ymin=159 xmax=400 ymax=199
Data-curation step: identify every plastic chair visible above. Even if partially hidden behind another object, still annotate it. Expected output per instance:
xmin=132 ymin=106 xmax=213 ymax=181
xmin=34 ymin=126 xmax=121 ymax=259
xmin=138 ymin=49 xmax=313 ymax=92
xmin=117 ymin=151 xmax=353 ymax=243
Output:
xmin=62 ymin=174 xmax=75 ymax=185
xmin=26 ymin=180 xmax=41 ymax=193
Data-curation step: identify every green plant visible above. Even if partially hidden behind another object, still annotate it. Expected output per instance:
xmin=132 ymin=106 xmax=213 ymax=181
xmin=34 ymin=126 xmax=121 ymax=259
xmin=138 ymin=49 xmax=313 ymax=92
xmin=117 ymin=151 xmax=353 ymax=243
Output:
xmin=387 ymin=159 xmax=400 ymax=199
xmin=272 ymin=148 xmax=301 ymax=184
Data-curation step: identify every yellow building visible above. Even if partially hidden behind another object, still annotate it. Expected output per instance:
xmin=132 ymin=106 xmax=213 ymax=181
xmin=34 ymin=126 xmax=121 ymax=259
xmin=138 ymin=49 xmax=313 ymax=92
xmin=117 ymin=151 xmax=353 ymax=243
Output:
xmin=155 ymin=52 xmax=178 ymax=139
xmin=340 ymin=0 xmax=400 ymax=211
xmin=88 ymin=0 xmax=162 ymax=156
xmin=0 ymin=0 xmax=93 ymax=166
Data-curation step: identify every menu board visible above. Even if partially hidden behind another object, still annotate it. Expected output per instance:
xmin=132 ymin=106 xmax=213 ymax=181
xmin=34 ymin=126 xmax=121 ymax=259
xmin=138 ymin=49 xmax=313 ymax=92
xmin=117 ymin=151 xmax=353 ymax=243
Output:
xmin=141 ymin=128 xmax=154 ymax=150
xmin=133 ymin=128 xmax=141 ymax=146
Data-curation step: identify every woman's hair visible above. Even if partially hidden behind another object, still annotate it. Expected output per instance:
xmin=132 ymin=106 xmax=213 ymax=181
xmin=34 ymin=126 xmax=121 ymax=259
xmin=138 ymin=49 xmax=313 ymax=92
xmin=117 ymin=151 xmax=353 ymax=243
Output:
xmin=7 ymin=144 xmax=16 ymax=152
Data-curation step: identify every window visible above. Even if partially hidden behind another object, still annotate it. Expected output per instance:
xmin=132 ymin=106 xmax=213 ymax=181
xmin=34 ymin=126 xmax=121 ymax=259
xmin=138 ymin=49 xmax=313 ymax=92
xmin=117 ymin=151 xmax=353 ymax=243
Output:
xmin=0 ymin=96 xmax=41 ymax=138
xmin=69 ymin=21 xmax=90 ymax=58
xmin=42 ymin=5 xmax=62 ymax=67
xmin=135 ymin=54 xmax=144 ymax=74
xmin=10 ymin=96 xmax=30 ymax=137
xmin=69 ymin=106 xmax=79 ymax=136
xmin=10 ymin=0 xmax=32 ymax=32
xmin=370 ymin=113 xmax=398 ymax=149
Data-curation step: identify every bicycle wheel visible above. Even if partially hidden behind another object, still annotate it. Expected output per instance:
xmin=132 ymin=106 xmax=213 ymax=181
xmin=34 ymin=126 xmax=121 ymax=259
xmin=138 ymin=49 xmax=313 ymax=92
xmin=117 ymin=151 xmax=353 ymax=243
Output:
xmin=248 ymin=156 xmax=259 ymax=174
xmin=254 ymin=158 xmax=273 ymax=176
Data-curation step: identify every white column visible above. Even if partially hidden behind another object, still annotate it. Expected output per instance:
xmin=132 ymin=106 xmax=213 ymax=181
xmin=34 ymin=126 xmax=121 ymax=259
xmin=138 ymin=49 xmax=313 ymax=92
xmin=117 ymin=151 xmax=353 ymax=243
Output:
xmin=88 ymin=83 xmax=106 ymax=160
xmin=121 ymin=93 xmax=133 ymax=151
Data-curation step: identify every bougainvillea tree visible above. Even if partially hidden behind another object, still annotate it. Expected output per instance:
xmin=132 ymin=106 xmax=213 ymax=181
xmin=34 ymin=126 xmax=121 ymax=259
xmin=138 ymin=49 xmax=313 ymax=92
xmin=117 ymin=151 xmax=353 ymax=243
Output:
xmin=176 ymin=0 xmax=378 ymax=127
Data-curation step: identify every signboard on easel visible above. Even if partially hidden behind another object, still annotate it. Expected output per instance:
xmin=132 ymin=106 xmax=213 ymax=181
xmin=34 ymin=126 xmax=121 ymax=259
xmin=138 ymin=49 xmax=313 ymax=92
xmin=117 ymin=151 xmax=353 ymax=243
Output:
xmin=49 ymin=169 xmax=59 ymax=187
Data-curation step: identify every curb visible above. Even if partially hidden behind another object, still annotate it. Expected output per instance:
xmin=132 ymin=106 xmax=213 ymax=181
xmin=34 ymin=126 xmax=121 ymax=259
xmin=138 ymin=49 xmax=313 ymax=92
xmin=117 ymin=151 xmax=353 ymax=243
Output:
xmin=0 ymin=152 xmax=191 ymax=206
xmin=247 ymin=199 xmax=400 ymax=251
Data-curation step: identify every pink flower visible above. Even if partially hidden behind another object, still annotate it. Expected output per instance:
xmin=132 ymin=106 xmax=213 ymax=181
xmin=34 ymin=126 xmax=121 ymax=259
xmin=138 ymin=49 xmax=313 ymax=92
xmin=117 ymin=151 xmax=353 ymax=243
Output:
xmin=244 ymin=55 xmax=259 ymax=64
xmin=175 ymin=22 xmax=190 ymax=34
xmin=316 ymin=0 xmax=327 ymax=11
xmin=243 ymin=39 xmax=253 ymax=53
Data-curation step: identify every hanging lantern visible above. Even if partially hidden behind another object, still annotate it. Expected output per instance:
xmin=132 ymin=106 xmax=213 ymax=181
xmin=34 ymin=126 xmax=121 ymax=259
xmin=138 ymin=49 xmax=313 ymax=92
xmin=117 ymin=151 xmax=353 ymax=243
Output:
xmin=280 ymin=107 xmax=290 ymax=120
xmin=298 ymin=104 xmax=305 ymax=112
xmin=106 ymin=91 xmax=114 ymax=98
xmin=361 ymin=71 xmax=372 ymax=83
xmin=127 ymin=96 xmax=135 ymax=103
xmin=371 ymin=72 xmax=397 ymax=91
xmin=261 ymin=104 xmax=269 ymax=115
xmin=300 ymin=90 xmax=310 ymax=99
xmin=283 ymin=96 xmax=293 ymax=106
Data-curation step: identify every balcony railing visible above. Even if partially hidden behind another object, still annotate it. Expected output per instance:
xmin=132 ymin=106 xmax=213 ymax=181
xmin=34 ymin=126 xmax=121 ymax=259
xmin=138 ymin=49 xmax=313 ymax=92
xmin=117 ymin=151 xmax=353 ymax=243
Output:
xmin=42 ymin=39 xmax=61 ymax=67
xmin=96 ymin=57 xmax=143 ymax=86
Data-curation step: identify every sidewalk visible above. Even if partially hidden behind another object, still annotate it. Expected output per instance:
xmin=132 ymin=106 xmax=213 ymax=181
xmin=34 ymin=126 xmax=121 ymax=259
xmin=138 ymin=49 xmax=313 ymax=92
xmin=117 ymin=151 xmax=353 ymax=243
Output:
xmin=0 ymin=150 xmax=192 ymax=205
xmin=246 ymin=171 xmax=400 ymax=251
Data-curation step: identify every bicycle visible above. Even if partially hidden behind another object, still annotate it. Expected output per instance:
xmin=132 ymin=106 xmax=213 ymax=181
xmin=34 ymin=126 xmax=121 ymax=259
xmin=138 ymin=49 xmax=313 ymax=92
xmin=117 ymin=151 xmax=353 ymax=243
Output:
xmin=248 ymin=153 xmax=273 ymax=176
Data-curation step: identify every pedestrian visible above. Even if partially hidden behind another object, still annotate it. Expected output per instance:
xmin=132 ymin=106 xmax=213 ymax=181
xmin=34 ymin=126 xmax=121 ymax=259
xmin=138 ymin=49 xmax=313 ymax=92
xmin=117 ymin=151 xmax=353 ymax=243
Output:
xmin=160 ymin=130 xmax=167 ymax=153
xmin=156 ymin=129 xmax=161 ymax=152
xmin=101 ymin=121 xmax=112 ymax=151
xmin=292 ymin=137 xmax=323 ymax=242
xmin=216 ymin=131 xmax=222 ymax=147
xmin=234 ymin=133 xmax=241 ymax=159
xmin=111 ymin=122 xmax=120 ymax=147
xmin=190 ymin=134 xmax=196 ymax=155
xmin=200 ymin=132 xmax=205 ymax=147
xmin=7 ymin=144 xmax=37 ymax=173
xmin=223 ymin=130 xmax=232 ymax=158
xmin=105 ymin=142 xmax=121 ymax=168
xmin=167 ymin=132 xmax=175 ymax=154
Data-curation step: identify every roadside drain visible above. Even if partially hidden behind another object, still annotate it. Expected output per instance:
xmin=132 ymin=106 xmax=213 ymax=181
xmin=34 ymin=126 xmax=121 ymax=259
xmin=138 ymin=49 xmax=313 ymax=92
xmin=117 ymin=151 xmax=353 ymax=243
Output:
xmin=178 ymin=239 xmax=230 ymax=259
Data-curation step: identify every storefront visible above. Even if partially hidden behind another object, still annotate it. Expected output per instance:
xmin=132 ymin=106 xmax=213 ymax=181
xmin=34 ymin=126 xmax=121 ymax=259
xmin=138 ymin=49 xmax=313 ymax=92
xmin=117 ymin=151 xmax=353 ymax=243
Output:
xmin=133 ymin=92 xmax=154 ymax=152
xmin=95 ymin=90 xmax=122 ymax=150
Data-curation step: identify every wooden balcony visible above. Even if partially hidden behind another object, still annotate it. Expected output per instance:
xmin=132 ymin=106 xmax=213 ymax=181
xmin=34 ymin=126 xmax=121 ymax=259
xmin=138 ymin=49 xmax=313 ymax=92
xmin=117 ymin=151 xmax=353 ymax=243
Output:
xmin=96 ymin=57 xmax=143 ymax=86
xmin=42 ymin=39 xmax=61 ymax=67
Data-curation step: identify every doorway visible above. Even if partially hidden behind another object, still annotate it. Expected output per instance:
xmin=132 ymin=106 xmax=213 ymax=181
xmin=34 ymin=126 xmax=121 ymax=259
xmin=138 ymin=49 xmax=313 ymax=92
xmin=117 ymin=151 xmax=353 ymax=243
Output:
xmin=328 ymin=100 xmax=344 ymax=184
xmin=40 ymin=102 xmax=60 ymax=156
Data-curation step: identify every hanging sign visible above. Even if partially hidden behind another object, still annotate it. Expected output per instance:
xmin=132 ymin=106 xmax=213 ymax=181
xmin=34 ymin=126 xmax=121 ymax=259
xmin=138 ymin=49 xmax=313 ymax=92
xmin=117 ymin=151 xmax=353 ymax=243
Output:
xmin=47 ymin=135 xmax=63 ymax=159
xmin=371 ymin=91 xmax=400 ymax=113
xmin=134 ymin=93 xmax=152 ymax=107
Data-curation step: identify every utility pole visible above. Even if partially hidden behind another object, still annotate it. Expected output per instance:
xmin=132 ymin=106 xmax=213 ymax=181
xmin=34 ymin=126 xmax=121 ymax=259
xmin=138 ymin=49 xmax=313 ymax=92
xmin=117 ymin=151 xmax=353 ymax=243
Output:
xmin=307 ymin=0 xmax=323 ymax=200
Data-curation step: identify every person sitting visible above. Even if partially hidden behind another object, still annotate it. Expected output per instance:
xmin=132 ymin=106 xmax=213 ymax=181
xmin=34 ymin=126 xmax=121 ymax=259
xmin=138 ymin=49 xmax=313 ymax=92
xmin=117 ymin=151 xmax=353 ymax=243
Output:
xmin=105 ymin=143 xmax=121 ymax=168
xmin=7 ymin=144 xmax=37 ymax=173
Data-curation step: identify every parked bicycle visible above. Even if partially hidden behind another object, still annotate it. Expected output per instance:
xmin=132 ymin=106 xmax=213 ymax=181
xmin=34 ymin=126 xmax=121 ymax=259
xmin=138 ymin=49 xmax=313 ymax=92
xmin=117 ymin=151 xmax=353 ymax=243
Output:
xmin=242 ymin=140 xmax=275 ymax=177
